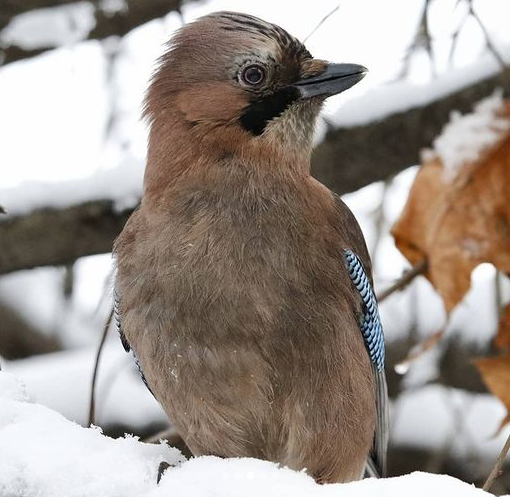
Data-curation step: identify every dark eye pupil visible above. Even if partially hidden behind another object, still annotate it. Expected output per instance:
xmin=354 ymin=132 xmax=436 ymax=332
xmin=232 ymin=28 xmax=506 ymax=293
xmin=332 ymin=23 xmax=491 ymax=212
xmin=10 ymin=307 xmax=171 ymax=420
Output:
xmin=242 ymin=65 xmax=264 ymax=85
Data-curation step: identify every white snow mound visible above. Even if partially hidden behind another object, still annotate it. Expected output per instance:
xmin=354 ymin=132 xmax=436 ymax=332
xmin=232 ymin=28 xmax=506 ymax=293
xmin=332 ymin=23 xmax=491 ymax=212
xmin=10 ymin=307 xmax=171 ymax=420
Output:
xmin=0 ymin=371 xmax=495 ymax=497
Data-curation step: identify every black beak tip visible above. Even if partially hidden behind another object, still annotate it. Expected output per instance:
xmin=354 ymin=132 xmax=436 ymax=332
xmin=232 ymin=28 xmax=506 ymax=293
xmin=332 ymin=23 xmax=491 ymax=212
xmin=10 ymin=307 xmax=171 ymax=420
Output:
xmin=294 ymin=62 xmax=369 ymax=99
xmin=342 ymin=63 xmax=368 ymax=76
xmin=352 ymin=65 xmax=368 ymax=85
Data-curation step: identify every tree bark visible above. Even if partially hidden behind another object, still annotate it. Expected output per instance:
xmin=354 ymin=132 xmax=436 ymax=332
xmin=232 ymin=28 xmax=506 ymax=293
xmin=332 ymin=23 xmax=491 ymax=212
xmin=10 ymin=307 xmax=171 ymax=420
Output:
xmin=0 ymin=201 xmax=131 ymax=274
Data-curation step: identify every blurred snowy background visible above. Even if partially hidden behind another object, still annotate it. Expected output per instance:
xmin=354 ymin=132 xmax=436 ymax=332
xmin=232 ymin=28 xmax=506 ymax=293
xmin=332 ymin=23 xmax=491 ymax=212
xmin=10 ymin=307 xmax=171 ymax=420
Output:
xmin=1 ymin=0 xmax=510 ymax=494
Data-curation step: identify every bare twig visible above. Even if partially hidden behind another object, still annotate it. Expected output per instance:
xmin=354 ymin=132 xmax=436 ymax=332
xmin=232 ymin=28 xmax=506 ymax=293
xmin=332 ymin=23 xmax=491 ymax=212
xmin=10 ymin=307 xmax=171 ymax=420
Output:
xmin=398 ymin=0 xmax=435 ymax=79
xmin=483 ymin=430 xmax=510 ymax=491
xmin=448 ymin=6 xmax=470 ymax=67
xmin=395 ymin=327 xmax=445 ymax=375
xmin=377 ymin=259 xmax=428 ymax=303
xmin=369 ymin=179 xmax=391 ymax=262
xmin=467 ymin=0 xmax=507 ymax=70
xmin=88 ymin=305 xmax=113 ymax=426
xmin=426 ymin=387 xmax=473 ymax=473
xmin=303 ymin=3 xmax=340 ymax=43
xmin=176 ymin=4 xmax=186 ymax=26
xmin=63 ymin=263 xmax=75 ymax=299
xmin=101 ymin=38 xmax=122 ymax=147
xmin=495 ymin=270 xmax=505 ymax=319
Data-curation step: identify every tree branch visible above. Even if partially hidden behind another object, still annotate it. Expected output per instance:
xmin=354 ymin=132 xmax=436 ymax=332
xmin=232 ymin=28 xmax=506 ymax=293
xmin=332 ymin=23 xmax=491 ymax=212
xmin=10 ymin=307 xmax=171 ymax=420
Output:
xmin=1 ymin=0 xmax=185 ymax=66
xmin=0 ymin=200 xmax=132 ymax=275
xmin=311 ymin=68 xmax=510 ymax=195
xmin=1 ymin=69 xmax=509 ymax=274
xmin=377 ymin=260 xmax=428 ymax=302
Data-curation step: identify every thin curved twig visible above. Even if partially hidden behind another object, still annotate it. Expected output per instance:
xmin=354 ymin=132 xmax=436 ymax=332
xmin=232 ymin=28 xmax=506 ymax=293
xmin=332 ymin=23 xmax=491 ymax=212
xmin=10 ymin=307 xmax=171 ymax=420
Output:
xmin=303 ymin=3 xmax=341 ymax=43
xmin=468 ymin=0 xmax=507 ymax=70
xmin=483 ymin=430 xmax=510 ymax=491
xmin=448 ymin=4 xmax=470 ymax=67
xmin=88 ymin=306 xmax=113 ymax=426
xmin=398 ymin=0 xmax=435 ymax=79
xmin=377 ymin=259 xmax=428 ymax=303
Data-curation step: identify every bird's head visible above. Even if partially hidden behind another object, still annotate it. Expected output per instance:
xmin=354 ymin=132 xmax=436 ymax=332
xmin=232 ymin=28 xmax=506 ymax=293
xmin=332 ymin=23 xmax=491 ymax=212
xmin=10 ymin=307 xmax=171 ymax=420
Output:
xmin=144 ymin=11 xmax=366 ymax=167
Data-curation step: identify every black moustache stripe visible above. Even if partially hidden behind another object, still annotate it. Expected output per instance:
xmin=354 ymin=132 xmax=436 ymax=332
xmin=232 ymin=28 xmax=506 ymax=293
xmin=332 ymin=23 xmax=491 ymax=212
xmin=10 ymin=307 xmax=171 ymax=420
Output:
xmin=239 ymin=87 xmax=300 ymax=136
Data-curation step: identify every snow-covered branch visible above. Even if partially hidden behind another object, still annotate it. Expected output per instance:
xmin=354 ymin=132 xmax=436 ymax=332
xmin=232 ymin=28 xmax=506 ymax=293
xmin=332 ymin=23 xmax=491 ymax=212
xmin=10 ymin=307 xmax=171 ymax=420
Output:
xmin=312 ymin=68 xmax=510 ymax=194
xmin=0 ymin=0 xmax=186 ymax=66
xmin=1 ymin=67 xmax=509 ymax=275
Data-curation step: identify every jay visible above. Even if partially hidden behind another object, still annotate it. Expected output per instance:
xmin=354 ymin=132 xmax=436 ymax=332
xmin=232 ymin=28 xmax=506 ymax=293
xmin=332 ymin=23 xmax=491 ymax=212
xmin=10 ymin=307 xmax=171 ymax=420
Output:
xmin=114 ymin=11 xmax=388 ymax=483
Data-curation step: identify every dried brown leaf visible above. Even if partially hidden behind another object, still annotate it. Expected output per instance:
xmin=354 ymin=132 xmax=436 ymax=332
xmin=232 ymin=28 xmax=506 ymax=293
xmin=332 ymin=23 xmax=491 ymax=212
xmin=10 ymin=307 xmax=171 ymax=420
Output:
xmin=392 ymin=102 xmax=510 ymax=312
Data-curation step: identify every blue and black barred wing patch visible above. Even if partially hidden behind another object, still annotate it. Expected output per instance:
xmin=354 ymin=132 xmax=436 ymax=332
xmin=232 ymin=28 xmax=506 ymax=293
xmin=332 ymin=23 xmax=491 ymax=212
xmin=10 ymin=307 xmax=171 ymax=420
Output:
xmin=344 ymin=249 xmax=388 ymax=477
xmin=344 ymin=250 xmax=385 ymax=371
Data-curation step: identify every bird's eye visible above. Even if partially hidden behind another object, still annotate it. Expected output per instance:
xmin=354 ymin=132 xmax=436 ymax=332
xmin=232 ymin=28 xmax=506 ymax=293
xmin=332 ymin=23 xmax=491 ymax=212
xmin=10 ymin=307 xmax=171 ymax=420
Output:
xmin=241 ymin=65 xmax=266 ymax=86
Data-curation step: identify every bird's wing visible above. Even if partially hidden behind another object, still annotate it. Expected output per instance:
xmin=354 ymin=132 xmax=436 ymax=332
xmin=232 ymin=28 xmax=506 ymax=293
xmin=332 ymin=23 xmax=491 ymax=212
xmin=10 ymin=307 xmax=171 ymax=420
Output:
xmin=331 ymin=193 xmax=388 ymax=476
xmin=344 ymin=248 xmax=389 ymax=478
xmin=114 ymin=289 xmax=154 ymax=395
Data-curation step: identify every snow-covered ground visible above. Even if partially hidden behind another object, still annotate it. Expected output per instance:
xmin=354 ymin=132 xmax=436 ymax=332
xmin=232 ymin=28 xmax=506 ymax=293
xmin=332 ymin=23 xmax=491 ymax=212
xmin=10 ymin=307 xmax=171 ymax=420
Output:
xmin=0 ymin=371 xmax=497 ymax=497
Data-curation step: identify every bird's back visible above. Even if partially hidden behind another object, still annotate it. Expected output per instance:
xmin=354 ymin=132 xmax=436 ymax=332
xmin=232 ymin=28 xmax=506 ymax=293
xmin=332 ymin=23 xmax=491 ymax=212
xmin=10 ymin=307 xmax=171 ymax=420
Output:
xmin=114 ymin=165 xmax=376 ymax=482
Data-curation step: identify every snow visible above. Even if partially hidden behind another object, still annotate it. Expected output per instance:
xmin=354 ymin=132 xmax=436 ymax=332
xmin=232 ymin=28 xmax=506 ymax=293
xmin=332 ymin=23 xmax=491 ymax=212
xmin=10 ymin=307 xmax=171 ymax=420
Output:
xmin=392 ymin=384 xmax=510 ymax=465
xmin=421 ymin=90 xmax=510 ymax=181
xmin=0 ymin=371 xmax=28 ymax=403
xmin=0 ymin=370 xmax=496 ymax=496
xmin=3 ymin=343 xmax=165 ymax=429
xmin=0 ymin=371 xmax=183 ymax=497
xmin=0 ymin=2 xmax=96 ymax=50
xmin=100 ymin=0 xmax=129 ymax=17
xmin=0 ymin=41 xmax=111 ymax=189
xmin=329 ymin=52 xmax=506 ymax=128
xmin=155 ymin=458 xmax=491 ymax=497
xmin=0 ymin=261 xmax=114 ymax=347
xmin=0 ymin=159 xmax=143 ymax=217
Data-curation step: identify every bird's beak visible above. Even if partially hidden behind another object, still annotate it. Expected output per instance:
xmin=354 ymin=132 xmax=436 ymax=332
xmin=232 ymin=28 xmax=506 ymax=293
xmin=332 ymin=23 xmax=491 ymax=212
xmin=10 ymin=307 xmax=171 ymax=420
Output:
xmin=293 ymin=63 xmax=367 ymax=99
